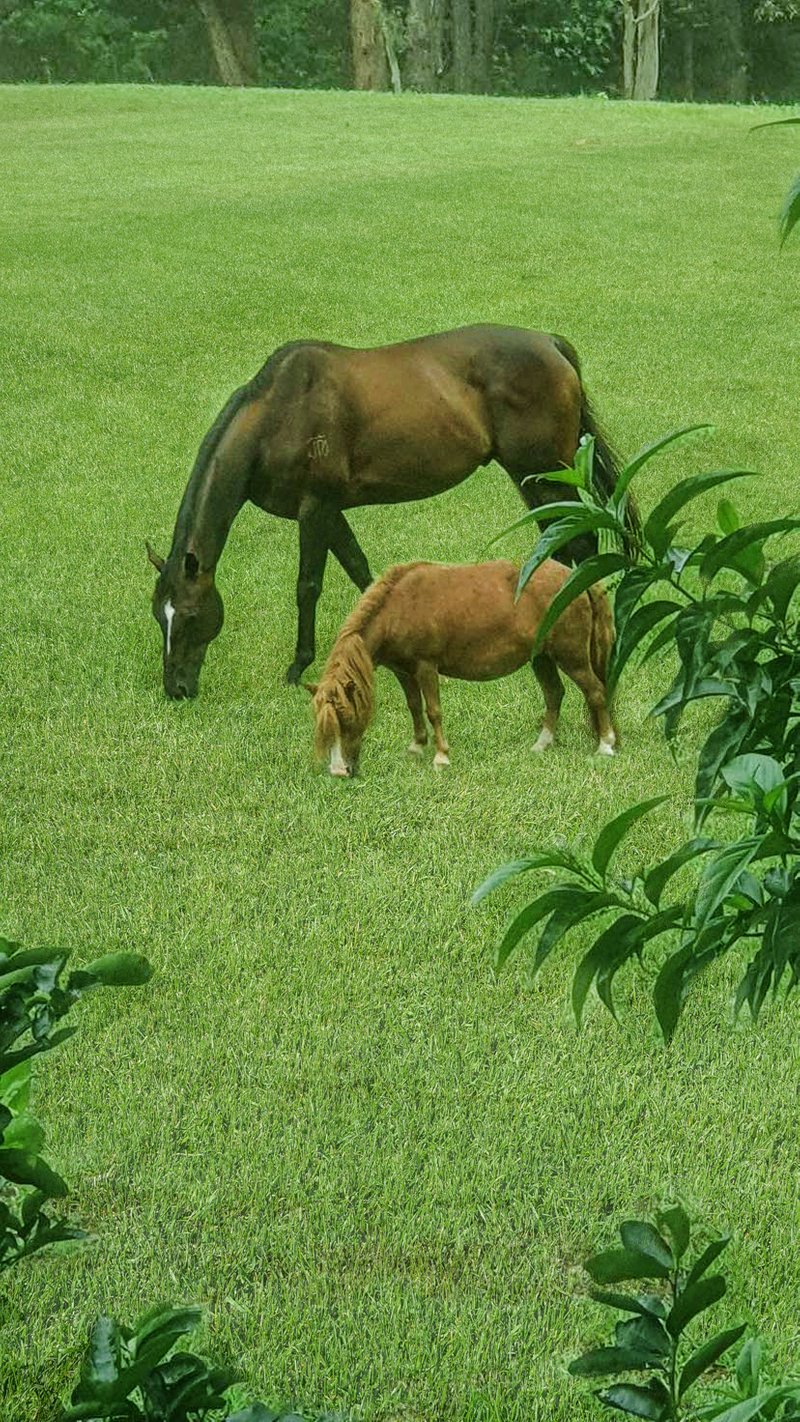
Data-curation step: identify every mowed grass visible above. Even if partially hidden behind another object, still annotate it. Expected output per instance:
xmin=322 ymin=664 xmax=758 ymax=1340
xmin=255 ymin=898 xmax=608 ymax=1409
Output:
xmin=2 ymin=83 xmax=800 ymax=1420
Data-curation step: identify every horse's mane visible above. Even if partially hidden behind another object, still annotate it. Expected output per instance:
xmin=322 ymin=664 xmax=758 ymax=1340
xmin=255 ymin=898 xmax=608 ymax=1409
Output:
xmin=173 ymin=343 xmax=319 ymax=553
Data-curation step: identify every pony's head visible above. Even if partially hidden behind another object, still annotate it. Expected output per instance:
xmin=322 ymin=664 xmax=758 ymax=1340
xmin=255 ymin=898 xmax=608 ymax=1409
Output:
xmin=146 ymin=542 xmax=224 ymax=700
xmin=307 ymin=634 xmax=374 ymax=777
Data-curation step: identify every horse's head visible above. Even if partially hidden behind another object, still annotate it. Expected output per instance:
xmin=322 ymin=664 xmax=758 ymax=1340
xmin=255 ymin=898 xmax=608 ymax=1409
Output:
xmin=307 ymin=638 xmax=374 ymax=776
xmin=146 ymin=543 xmax=224 ymax=700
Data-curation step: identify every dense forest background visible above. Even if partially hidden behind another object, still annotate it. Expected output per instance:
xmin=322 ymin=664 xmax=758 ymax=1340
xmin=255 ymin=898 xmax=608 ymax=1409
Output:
xmin=0 ymin=0 xmax=798 ymax=103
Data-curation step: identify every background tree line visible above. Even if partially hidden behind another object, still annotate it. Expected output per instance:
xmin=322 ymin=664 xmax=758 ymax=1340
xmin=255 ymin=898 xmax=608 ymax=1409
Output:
xmin=0 ymin=0 xmax=798 ymax=102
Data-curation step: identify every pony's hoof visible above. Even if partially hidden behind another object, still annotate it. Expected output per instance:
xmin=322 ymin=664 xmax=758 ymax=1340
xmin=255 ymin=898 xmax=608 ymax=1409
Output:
xmin=433 ymin=751 xmax=451 ymax=768
xmin=407 ymin=739 xmax=426 ymax=756
xmin=532 ymin=729 xmax=555 ymax=753
xmin=595 ymin=737 xmax=617 ymax=757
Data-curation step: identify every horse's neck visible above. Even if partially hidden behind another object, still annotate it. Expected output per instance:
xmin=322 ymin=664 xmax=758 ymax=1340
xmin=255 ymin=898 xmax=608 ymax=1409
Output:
xmin=171 ymin=451 xmax=249 ymax=572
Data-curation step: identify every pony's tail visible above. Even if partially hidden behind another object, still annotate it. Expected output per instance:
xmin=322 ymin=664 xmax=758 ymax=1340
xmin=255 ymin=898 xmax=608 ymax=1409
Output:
xmin=551 ymin=334 xmax=642 ymax=559
xmin=313 ymin=631 xmax=375 ymax=760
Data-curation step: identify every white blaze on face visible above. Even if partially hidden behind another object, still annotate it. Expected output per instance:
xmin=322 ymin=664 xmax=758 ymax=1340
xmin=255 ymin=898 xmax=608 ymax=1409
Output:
xmin=164 ymin=599 xmax=175 ymax=658
xmin=329 ymin=738 xmax=349 ymax=777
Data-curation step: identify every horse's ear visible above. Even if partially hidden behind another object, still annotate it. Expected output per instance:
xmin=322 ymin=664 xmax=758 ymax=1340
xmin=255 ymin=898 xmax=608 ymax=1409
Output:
xmin=145 ymin=540 xmax=165 ymax=572
xmin=303 ymin=683 xmax=318 ymax=696
xmin=184 ymin=551 xmax=199 ymax=580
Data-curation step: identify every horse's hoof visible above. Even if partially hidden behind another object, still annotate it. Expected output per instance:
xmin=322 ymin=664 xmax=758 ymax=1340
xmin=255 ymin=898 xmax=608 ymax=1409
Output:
xmin=532 ymin=729 xmax=555 ymax=753
xmin=285 ymin=662 xmax=304 ymax=686
xmin=407 ymin=739 xmax=426 ymax=756
xmin=433 ymin=751 xmax=450 ymax=768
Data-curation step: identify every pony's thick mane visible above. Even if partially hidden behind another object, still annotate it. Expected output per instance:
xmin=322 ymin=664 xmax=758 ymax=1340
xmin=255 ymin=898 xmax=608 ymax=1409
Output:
xmin=337 ymin=563 xmax=424 ymax=639
xmin=312 ymin=564 xmax=423 ymax=758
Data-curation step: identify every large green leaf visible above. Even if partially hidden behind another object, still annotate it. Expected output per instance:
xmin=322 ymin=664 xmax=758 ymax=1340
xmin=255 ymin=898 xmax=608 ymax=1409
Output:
xmin=619 ymin=1222 xmax=673 ymax=1270
xmin=644 ymin=470 xmax=755 ymax=556
xmin=678 ymin=1324 xmax=747 ymax=1400
xmin=607 ymin=601 xmax=680 ymax=696
xmin=780 ymin=170 xmax=800 ymax=246
xmin=667 ymin=1274 xmax=726 ymax=1338
xmin=471 ymin=851 xmax=582 ymax=906
xmin=692 ymin=838 xmax=764 ymax=931
xmin=612 ymin=424 xmax=715 ymax=503
xmin=531 ymin=552 xmax=629 ymax=650
xmin=761 ymin=554 xmax=800 ymax=621
xmin=700 ymin=519 xmax=800 ymax=584
xmin=585 ymin=1247 xmax=672 ymax=1284
xmin=643 ymin=839 xmax=718 ymax=908
xmin=532 ymin=894 xmax=619 ymax=974
xmin=516 ymin=515 xmax=618 ymax=597
xmin=569 ymin=1345 xmax=663 ymax=1377
xmin=590 ymin=1290 xmax=667 ymax=1319
xmin=597 ymin=1382 xmax=668 ymax=1419
xmin=653 ymin=944 xmax=694 ymax=1043
xmin=657 ymin=1206 xmax=691 ymax=1262
xmin=1 ymin=1112 xmax=44 ymax=1155
xmin=685 ymin=1237 xmax=731 ymax=1289
xmin=572 ymin=914 xmax=644 ymax=1028
xmin=78 ymin=953 xmax=153 ymax=988
xmin=494 ymin=889 xmax=592 ymax=971
xmin=0 ymin=1148 xmax=68 ymax=1197
xmin=592 ymin=798 xmax=669 ymax=879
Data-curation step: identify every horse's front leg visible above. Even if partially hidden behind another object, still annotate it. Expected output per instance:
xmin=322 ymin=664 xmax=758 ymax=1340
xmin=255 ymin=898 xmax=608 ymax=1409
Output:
xmin=286 ymin=497 xmax=333 ymax=685
xmin=328 ymin=509 xmax=373 ymax=592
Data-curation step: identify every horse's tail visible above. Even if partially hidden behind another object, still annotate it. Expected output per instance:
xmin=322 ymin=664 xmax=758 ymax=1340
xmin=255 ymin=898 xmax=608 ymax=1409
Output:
xmin=313 ymin=632 xmax=375 ymax=760
xmin=550 ymin=334 xmax=641 ymax=559
xmin=587 ymin=583 xmax=615 ymax=688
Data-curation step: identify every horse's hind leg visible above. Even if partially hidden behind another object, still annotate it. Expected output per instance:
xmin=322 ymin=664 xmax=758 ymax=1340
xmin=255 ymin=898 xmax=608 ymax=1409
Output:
xmin=531 ymin=652 xmax=564 ymax=752
xmin=416 ymin=661 xmax=450 ymax=767
xmin=328 ymin=509 xmax=373 ymax=592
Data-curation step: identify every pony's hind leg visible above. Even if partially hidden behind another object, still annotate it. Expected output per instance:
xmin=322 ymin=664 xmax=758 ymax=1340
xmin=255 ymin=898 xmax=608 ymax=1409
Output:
xmin=531 ymin=652 xmax=564 ymax=752
xmin=557 ymin=653 xmax=616 ymax=755
xmin=391 ymin=667 xmax=428 ymax=754
xmin=416 ymin=662 xmax=450 ymax=767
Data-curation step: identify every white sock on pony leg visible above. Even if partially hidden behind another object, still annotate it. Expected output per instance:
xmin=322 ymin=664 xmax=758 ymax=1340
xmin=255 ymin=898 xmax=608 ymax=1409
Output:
xmin=532 ymin=727 xmax=555 ymax=753
xmin=433 ymin=750 xmax=450 ymax=768
xmin=407 ymin=739 xmax=425 ymax=756
xmin=596 ymin=731 xmax=617 ymax=757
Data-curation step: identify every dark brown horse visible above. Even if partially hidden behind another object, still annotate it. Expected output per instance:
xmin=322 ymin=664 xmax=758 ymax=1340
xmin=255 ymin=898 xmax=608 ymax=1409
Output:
xmin=146 ymin=325 xmax=628 ymax=698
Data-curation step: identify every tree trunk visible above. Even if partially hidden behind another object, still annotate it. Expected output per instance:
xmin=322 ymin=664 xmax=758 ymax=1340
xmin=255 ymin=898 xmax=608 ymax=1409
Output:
xmin=452 ymin=0 xmax=472 ymax=92
xmin=195 ymin=0 xmax=259 ymax=87
xmin=350 ymin=0 xmax=389 ymax=89
xmin=407 ymin=0 xmax=438 ymax=89
xmin=682 ymin=25 xmax=694 ymax=100
xmin=473 ymin=0 xmax=495 ymax=93
xmin=622 ymin=0 xmax=660 ymax=100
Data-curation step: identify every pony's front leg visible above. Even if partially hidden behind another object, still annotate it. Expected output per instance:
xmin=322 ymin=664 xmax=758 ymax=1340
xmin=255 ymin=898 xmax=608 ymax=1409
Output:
xmin=416 ymin=662 xmax=450 ymax=767
xmin=286 ymin=498 xmax=332 ymax=685
xmin=390 ymin=667 xmax=427 ymax=755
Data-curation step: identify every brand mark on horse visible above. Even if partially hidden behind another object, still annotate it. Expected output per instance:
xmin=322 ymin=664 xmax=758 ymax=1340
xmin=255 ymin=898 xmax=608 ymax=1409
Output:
xmin=308 ymin=434 xmax=330 ymax=462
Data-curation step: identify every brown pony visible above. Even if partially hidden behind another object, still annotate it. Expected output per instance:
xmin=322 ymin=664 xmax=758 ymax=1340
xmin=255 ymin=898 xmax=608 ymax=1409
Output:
xmin=309 ymin=560 xmax=617 ymax=776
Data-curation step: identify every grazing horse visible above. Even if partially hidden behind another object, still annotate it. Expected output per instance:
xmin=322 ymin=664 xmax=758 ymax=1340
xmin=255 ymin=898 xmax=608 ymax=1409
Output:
xmin=309 ymin=559 xmax=617 ymax=776
xmin=146 ymin=325 xmax=630 ymax=699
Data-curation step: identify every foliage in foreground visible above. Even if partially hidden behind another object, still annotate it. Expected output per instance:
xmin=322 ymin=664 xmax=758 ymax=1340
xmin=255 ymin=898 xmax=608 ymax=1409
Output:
xmin=476 ymin=426 xmax=800 ymax=1039
xmin=0 ymin=934 xmax=305 ymax=1420
xmin=570 ymin=1205 xmax=800 ymax=1420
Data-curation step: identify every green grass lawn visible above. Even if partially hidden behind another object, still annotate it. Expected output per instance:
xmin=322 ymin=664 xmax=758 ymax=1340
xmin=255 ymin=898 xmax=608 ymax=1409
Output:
xmin=2 ymin=83 xmax=800 ymax=1422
